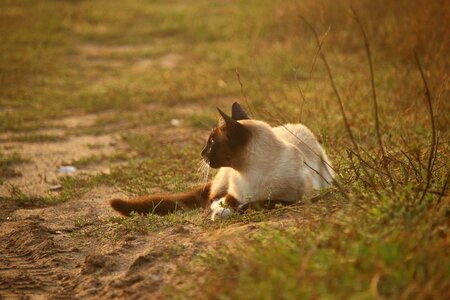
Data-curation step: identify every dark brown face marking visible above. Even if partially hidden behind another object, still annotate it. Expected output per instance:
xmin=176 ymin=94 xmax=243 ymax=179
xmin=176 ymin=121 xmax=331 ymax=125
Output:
xmin=201 ymin=108 xmax=251 ymax=169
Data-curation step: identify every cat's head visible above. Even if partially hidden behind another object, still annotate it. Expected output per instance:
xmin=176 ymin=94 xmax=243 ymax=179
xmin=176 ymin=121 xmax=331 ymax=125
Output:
xmin=201 ymin=102 xmax=251 ymax=168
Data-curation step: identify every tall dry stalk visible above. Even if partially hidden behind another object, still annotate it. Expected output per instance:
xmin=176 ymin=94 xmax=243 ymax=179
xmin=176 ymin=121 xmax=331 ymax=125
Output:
xmin=299 ymin=16 xmax=360 ymax=153
xmin=235 ymin=68 xmax=254 ymax=118
xmin=351 ymin=8 xmax=396 ymax=192
xmin=414 ymin=52 xmax=437 ymax=204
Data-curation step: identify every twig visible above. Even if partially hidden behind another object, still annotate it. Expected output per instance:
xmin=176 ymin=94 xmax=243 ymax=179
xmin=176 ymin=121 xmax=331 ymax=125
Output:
xmin=399 ymin=134 xmax=427 ymax=170
xmin=299 ymin=16 xmax=360 ymax=153
xmin=351 ymin=8 xmax=384 ymax=159
xmin=292 ymin=66 xmax=308 ymax=122
xmin=235 ymin=68 xmax=254 ymax=117
xmin=309 ymin=25 xmax=331 ymax=78
xmin=432 ymin=134 xmax=440 ymax=175
xmin=351 ymin=8 xmax=396 ymax=192
xmin=389 ymin=139 xmax=449 ymax=157
xmin=347 ymin=149 xmax=382 ymax=198
xmin=346 ymin=150 xmax=361 ymax=181
xmin=414 ymin=52 xmax=437 ymax=204
xmin=437 ymin=170 xmax=450 ymax=204
xmin=267 ymin=115 xmax=339 ymax=177
xmin=400 ymin=150 xmax=422 ymax=181
xmin=304 ymin=161 xmax=349 ymax=200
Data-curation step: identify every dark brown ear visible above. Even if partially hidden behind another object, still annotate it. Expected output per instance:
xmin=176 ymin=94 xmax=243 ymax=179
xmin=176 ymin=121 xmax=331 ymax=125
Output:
xmin=217 ymin=107 xmax=250 ymax=145
xmin=231 ymin=102 xmax=250 ymax=120
xmin=217 ymin=107 xmax=238 ymax=128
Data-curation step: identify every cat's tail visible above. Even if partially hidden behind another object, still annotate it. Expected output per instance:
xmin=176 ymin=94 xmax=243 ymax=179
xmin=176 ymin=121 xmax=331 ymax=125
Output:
xmin=109 ymin=183 xmax=211 ymax=216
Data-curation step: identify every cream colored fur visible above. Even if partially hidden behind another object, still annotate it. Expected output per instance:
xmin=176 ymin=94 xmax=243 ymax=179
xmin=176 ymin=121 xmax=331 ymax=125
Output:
xmin=210 ymin=120 xmax=334 ymax=221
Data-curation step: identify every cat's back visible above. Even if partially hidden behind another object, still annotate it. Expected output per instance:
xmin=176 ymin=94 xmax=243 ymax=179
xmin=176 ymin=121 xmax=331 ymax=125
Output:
xmin=273 ymin=123 xmax=321 ymax=157
xmin=273 ymin=123 xmax=334 ymax=188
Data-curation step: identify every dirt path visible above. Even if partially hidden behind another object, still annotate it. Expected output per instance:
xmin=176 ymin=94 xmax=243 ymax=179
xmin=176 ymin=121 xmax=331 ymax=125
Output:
xmin=0 ymin=110 xmax=260 ymax=299
xmin=0 ymin=185 xmax=259 ymax=299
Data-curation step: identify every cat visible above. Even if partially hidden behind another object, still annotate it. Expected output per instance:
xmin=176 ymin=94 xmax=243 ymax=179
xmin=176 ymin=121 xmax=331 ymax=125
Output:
xmin=109 ymin=102 xmax=334 ymax=220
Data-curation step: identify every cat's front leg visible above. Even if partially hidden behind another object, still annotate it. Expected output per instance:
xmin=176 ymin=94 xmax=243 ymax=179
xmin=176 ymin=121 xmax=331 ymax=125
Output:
xmin=210 ymin=195 xmax=239 ymax=221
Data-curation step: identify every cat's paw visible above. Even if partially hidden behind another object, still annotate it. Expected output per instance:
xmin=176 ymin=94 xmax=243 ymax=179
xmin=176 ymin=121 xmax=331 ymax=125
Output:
xmin=211 ymin=206 xmax=233 ymax=221
xmin=210 ymin=198 xmax=234 ymax=221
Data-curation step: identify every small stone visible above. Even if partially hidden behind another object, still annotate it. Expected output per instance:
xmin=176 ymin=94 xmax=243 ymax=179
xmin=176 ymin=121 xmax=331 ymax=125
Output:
xmin=170 ymin=119 xmax=182 ymax=126
xmin=151 ymin=274 xmax=160 ymax=281
xmin=50 ymin=184 xmax=63 ymax=191
xmin=57 ymin=166 xmax=77 ymax=174
xmin=217 ymin=79 xmax=227 ymax=88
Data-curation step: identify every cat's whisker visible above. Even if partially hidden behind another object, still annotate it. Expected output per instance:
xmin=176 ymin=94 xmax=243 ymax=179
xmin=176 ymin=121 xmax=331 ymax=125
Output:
xmin=196 ymin=159 xmax=206 ymax=174
xmin=195 ymin=159 xmax=211 ymax=190
xmin=203 ymin=162 xmax=210 ymax=185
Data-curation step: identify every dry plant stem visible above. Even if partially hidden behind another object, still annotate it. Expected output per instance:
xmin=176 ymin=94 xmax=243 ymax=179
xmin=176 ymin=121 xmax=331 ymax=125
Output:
xmin=358 ymin=146 xmax=388 ymax=189
xmin=269 ymin=116 xmax=339 ymax=177
xmin=299 ymin=16 xmax=360 ymax=153
xmin=432 ymin=134 xmax=440 ymax=174
xmin=293 ymin=68 xmax=308 ymax=123
xmin=263 ymin=110 xmax=350 ymax=198
xmin=251 ymin=61 xmax=291 ymax=123
xmin=414 ymin=52 xmax=437 ymax=204
xmin=389 ymin=140 xmax=448 ymax=159
xmin=235 ymin=68 xmax=254 ymax=117
xmin=309 ymin=25 xmax=331 ymax=78
xmin=400 ymin=134 xmax=427 ymax=171
xmin=437 ymin=170 xmax=450 ymax=204
xmin=351 ymin=8 xmax=396 ymax=192
xmin=303 ymin=161 xmax=349 ymax=200
xmin=299 ymin=16 xmax=379 ymax=198
xmin=348 ymin=149 xmax=382 ymax=197
xmin=400 ymin=150 xmax=422 ymax=181
xmin=349 ymin=149 xmax=386 ymax=191
xmin=346 ymin=151 xmax=361 ymax=181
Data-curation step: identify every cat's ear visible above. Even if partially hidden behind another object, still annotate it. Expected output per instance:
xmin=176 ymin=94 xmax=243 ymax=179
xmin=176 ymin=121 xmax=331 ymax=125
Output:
xmin=217 ymin=107 xmax=250 ymax=144
xmin=231 ymin=102 xmax=250 ymax=120
xmin=217 ymin=107 xmax=238 ymax=128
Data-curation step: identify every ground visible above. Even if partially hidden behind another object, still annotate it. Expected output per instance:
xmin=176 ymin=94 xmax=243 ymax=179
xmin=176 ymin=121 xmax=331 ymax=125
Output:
xmin=0 ymin=0 xmax=449 ymax=299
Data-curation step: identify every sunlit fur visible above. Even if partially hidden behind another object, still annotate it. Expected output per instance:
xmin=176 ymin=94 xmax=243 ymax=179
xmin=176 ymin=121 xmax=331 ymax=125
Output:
xmin=109 ymin=104 xmax=334 ymax=221
xmin=208 ymin=119 xmax=334 ymax=220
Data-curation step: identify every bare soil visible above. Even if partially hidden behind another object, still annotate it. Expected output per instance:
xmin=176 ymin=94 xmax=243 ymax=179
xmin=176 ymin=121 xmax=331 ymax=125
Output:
xmin=0 ymin=112 xmax=267 ymax=299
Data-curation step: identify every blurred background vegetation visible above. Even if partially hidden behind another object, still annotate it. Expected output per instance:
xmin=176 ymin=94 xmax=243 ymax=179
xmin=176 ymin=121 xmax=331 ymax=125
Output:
xmin=0 ymin=0 xmax=449 ymax=298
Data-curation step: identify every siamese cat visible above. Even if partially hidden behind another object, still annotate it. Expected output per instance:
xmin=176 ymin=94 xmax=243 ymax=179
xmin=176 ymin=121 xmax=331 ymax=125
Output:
xmin=110 ymin=102 xmax=334 ymax=220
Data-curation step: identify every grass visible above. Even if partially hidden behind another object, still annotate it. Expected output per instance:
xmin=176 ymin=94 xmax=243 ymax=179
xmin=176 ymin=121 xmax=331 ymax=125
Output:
xmin=6 ymin=133 xmax=67 ymax=143
xmin=64 ymin=151 xmax=129 ymax=168
xmin=1 ymin=0 xmax=449 ymax=299
xmin=0 ymin=152 xmax=27 ymax=183
xmin=187 ymin=200 xmax=449 ymax=299
xmin=5 ymin=175 xmax=101 ymax=207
